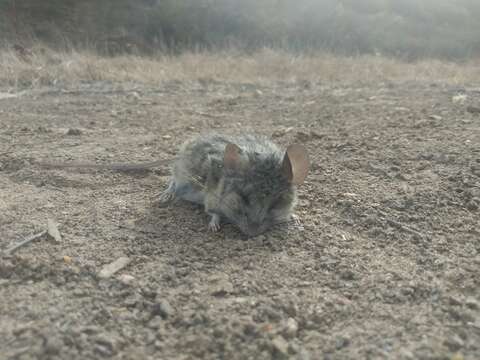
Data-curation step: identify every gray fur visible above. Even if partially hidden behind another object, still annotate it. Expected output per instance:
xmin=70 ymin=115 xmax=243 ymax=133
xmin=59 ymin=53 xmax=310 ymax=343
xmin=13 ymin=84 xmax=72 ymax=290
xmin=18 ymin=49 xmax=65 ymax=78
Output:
xmin=160 ymin=133 xmax=302 ymax=237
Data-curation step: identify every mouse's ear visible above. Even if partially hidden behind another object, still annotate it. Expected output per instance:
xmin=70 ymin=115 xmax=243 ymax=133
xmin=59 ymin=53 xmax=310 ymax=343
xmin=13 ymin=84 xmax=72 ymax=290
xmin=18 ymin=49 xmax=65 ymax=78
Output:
xmin=224 ymin=143 xmax=243 ymax=171
xmin=282 ymin=144 xmax=310 ymax=185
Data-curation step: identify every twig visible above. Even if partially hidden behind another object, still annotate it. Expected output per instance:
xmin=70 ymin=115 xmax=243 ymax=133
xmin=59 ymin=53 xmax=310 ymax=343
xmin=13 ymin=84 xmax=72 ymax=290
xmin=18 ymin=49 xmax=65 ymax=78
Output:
xmin=3 ymin=230 xmax=47 ymax=255
xmin=98 ymin=257 xmax=131 ymax=279
xmin=377 ymin=209 xmax=425 ymax=239
xmin=191 ymin=111 xmax=224 ymax=119
xmin=117 ymin=224 xmax=160 ymax=236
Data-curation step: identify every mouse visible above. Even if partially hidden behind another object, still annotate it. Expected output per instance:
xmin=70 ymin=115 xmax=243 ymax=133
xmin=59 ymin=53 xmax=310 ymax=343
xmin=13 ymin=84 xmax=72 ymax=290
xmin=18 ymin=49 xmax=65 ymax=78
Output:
xmin=159 ymin=133 xmax=309 ymax=237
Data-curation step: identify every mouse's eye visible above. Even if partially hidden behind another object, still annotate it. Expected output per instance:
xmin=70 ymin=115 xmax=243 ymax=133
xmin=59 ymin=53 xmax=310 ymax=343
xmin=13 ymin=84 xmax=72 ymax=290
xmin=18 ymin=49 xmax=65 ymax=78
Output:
xmin=270 ymin=196 xmax=286 ymax=210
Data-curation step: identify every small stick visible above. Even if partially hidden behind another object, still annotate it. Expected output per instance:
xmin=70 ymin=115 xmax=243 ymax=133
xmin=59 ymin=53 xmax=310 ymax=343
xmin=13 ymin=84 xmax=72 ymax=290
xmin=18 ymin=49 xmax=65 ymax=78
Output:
xmin=117 ymin=224 xmax=160 ymax=236
xmin=192 ymin=111 xmax=224 ymax=119
xmin=377 ymin=210 xmax=425 ymax=239
xmin=3 ymin=230 xmax=47 ymax=255
xmin=98 ymin=257 xmax=131 ymax=279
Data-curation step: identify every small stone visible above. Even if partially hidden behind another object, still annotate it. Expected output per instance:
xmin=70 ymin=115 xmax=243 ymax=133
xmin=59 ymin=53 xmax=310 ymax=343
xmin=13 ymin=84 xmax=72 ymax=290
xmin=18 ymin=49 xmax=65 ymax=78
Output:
xmin=98 ymin=257 xmax=131 ymax=279
xmin=153 ymin=299 xmax=175 ymax=319
xmin=399 ymin=349 xmax=415 ymax=360
xmin=47 ymin=218 xmax=62 ymax=243
xmin=467 ymin=106 xmax=480 ymax=114
xmin=295 ymin=131 xmax=311 ymax=142
xmin=243 ymin=322 xmax=257 ymax=336
xmin=444 ymin=335 xmax=464 ymax=351
xmin=94 ymin=343 xmax=113 ymax=357
xmin=43 ymin=336 xmax=63 ymax=355
xmin=118 ymin=274 xmax=135 ymax=286
xmin=465 ymin=297 xmax=479 ymax=310
xmin=162 ymin=135 xmax=172 ymax=140
xmin=128 ymin=91 xmax=141 ymax=100
xmin=211 ymin=279 xmax=234 ymax=296
xmin=148 ymin=315 xmax=164 ymax=329
xmin=335 ymin=336 xmax=350 ymax=349
xmin=79 ymin=326 xmax=101 ymax=334
xmin=451 ymin=353 xmax=465 ymax=360
xmin=288 ymin=343 xmax=300 ymax=354
xmin=271 ymin=336 xmax=289 ymax=358
xmin=66 ymin=128 xmax=82 ymax=136
xmin=297 ymin=348 xmax=311 ymax=360
xmin=72 ymin=288 xmax=87 ymax=297
xmin=309 ymin=130 xmax=324 ymax=139
xmin=466 ymin=201 xmax=478 ymax=211
xmin=272 ymin=127 xmax=293 ymax=138
xmin=62 ymin=255 xmax=72 ymax=264
xmin=429 ymin=115 xmax=442 ymax=121
xmin=283 ymin=318 xmax=298 ymax=338
xmin=340 ymin=269 xmax=356 ymax=281
xmin=452 ymin=94 xmax=467 ymax=104
xmin=94 ymin=334 xmax=116 ymax=356
xmin=448 ymin=295 xmax=463 ymax=306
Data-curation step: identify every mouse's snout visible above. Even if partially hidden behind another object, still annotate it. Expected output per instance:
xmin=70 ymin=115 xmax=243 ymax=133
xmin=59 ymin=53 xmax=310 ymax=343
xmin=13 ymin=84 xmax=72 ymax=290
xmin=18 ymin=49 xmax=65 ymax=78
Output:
xmin=245 ymin=220 xmax=265 ymax=238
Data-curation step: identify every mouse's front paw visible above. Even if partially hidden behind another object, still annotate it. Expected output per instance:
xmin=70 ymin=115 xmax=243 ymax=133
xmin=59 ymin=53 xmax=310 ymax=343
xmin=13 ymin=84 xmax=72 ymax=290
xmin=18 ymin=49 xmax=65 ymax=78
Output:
xmin=156 ymin=180 xmax=176 ymax=205
xmin=208 ymin=214 xmax=221 ymax=232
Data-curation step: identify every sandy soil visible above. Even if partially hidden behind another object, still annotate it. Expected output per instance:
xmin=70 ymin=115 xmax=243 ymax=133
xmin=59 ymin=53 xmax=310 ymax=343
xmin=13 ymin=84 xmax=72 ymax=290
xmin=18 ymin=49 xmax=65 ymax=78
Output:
xmin=0 ymin=77 xmax=479 ymax=359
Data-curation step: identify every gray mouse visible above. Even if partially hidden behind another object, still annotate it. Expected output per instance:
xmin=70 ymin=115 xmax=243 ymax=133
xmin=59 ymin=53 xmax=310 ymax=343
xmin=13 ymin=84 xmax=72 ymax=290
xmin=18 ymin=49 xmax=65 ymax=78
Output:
xmin=159 ymin=133 xmax=309 ymax=237
xmin=38 ymin=133 xmax=309 ymax=236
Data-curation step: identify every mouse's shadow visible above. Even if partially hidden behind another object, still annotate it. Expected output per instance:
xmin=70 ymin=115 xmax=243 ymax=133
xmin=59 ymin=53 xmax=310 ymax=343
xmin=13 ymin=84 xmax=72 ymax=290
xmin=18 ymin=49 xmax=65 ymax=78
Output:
xmin=123 ymin=197 xmax=296 ymax=266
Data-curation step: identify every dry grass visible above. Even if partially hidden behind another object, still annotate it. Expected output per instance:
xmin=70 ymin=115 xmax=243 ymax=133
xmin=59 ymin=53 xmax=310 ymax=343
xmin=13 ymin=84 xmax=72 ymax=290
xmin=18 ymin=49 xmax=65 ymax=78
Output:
xmin=1 ymin=46 xmax=480 ymax=88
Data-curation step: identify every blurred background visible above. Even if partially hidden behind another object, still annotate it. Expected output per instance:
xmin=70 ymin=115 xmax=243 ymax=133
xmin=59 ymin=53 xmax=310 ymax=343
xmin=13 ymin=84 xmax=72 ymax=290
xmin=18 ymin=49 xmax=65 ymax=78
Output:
xmin=1 ymin=0 xmax=480 ymax=60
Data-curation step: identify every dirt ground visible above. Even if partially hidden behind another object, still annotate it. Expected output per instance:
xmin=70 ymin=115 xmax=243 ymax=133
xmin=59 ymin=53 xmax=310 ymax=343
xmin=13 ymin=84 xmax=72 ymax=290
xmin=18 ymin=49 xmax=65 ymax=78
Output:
xmin=1 ymin=77 xmax=479 ymax=359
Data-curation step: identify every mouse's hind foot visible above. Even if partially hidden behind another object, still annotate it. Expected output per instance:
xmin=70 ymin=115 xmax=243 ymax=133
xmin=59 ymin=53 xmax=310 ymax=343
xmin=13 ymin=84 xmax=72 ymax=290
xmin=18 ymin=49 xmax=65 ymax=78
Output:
xmin=290 ymin=213 xmax=301 ymax=226
xmin=289 ymin=213 xmax=304 ymax=231
xmin=208 ymin=214 xmax=221 ymax=232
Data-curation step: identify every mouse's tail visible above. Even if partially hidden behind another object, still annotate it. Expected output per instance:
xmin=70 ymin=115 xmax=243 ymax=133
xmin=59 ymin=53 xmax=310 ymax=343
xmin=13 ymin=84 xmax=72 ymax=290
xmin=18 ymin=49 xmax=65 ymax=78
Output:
xmin=36 ymin=159 xmax=169 ymax=172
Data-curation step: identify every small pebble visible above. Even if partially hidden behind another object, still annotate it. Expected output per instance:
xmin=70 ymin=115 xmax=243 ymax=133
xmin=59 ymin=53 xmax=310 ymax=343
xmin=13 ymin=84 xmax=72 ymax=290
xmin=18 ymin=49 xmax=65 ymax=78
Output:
xmin=283 ymin=318 xmax=298 ymax=338
xmin=399 ymin=349 xmax=415 ymax=360
xmin=448 ymin=295 xmax=463 ymax=306
xmin=466 ymin=201 xmax=478 ymax=211
xmin=444 ymin=335 xmax=464 ymax=351
xmin=271 ymin=336 xmax=289 ymax=358
xmin=451 ymin=353 xmax=465 ymax=360
xmin=452 ymin=94 xmax=467 ymax=104
xmin=148 ymin=315 xmax=164 ymax=329
xmin=118 ymin=274 xmax=136 ymax=286
xmin=211 ymin=279 xmax=234 ymax=296
xmin=335 ymin=336 xmax=350 ymax=349
xmin=43 ymin=336 xmax=63 ymax=355
xmin=66 ymin=128 xmax=82 ymax=136
xmin=153 ymin=299 xmax=175 ymax=319
xmin=467 ymin=106 xmax=480 ymax=114
xmin=465 ymin=297 xmax=479 ymax=310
